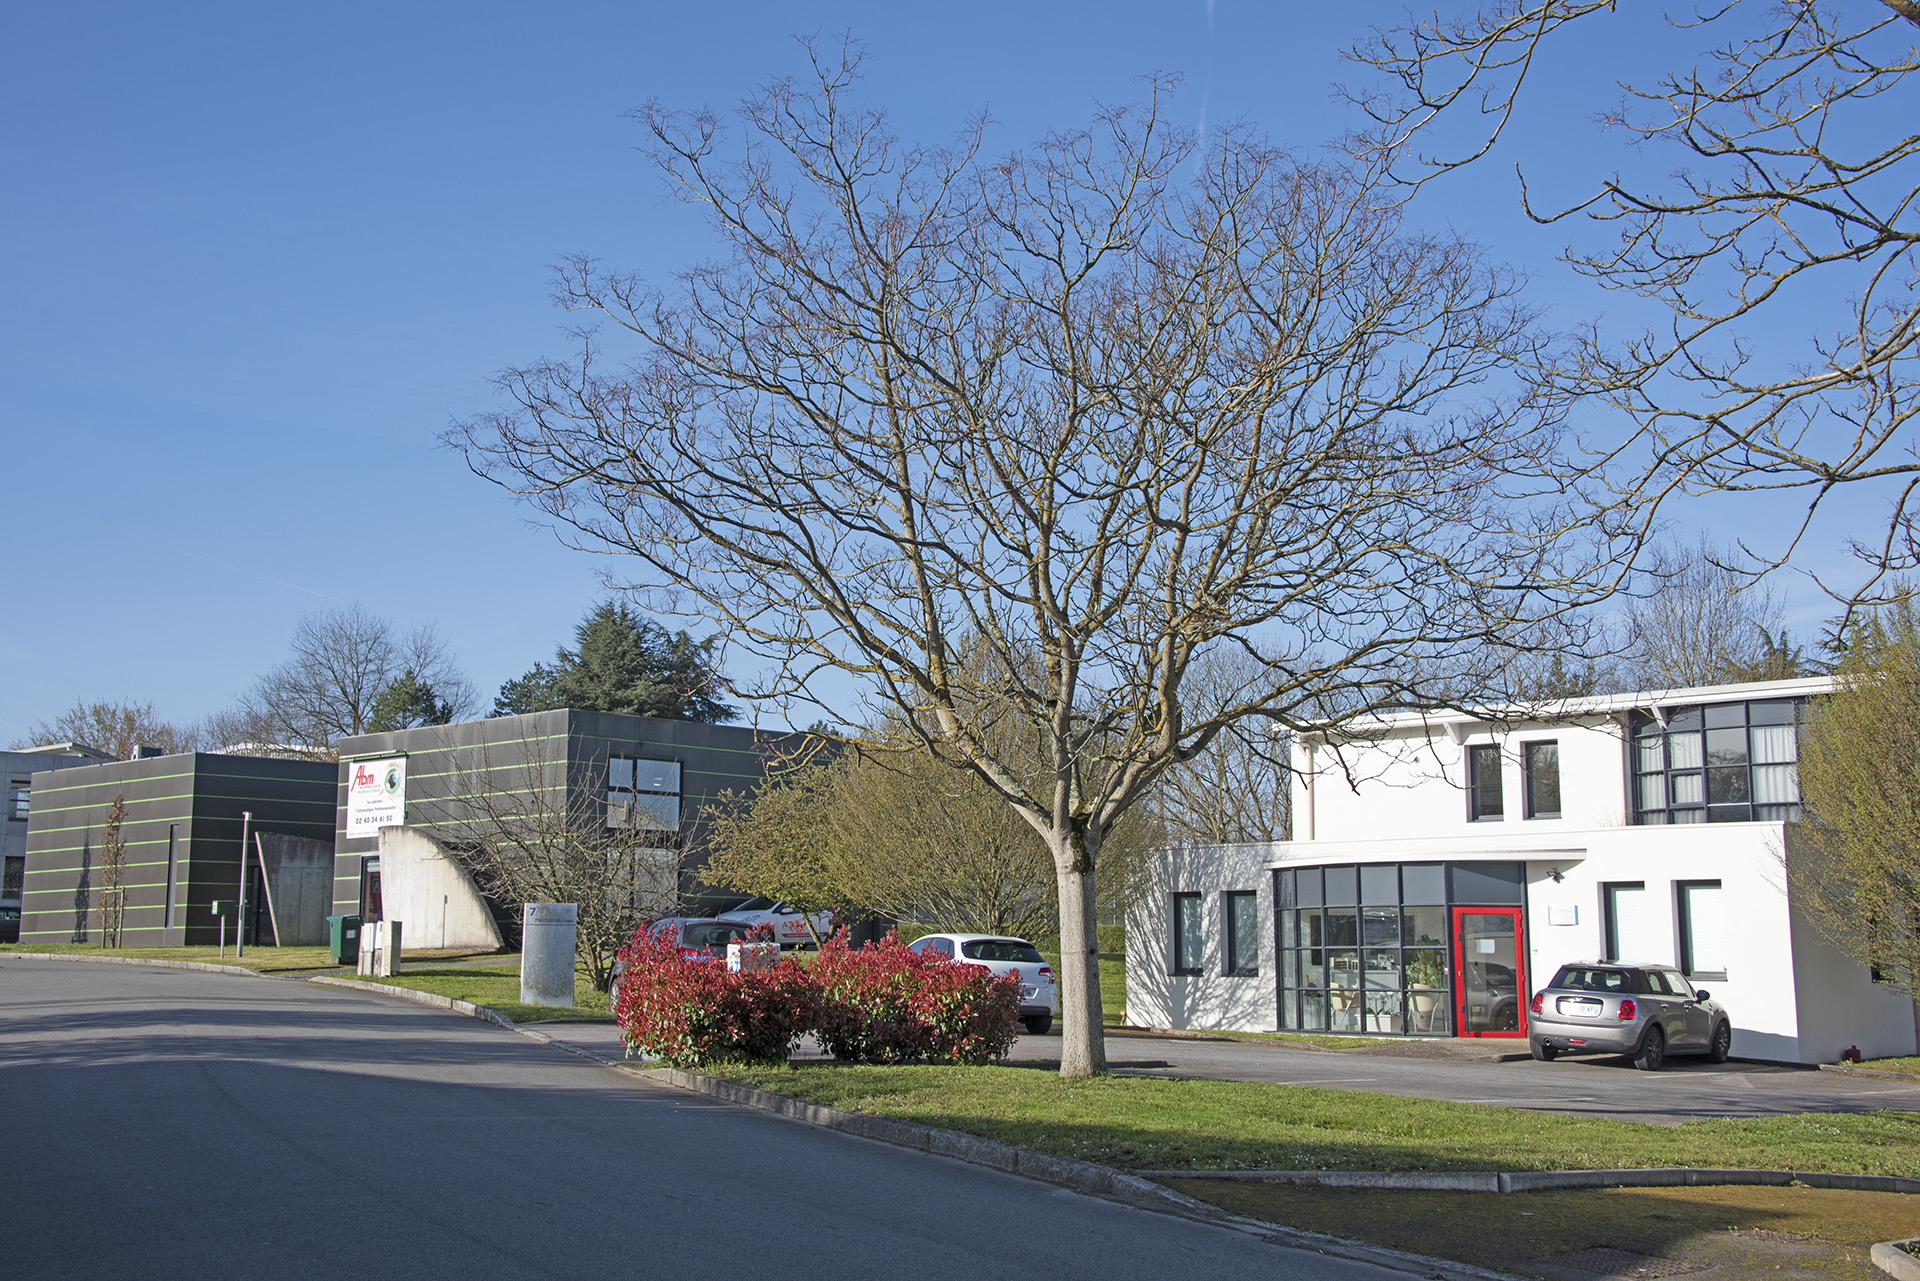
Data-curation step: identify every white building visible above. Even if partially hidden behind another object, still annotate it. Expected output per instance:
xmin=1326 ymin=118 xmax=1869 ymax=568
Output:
xmin=1127 ymin=676 xmax=1920 ymax=1064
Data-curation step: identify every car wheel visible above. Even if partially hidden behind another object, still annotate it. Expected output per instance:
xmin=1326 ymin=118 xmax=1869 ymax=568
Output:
xmin=1633 ymin=1025 xmax=1666 ymax=1071
xmin=1022 ymin=1015 xmax=1053 ymax=1036
xmin=1706 ymin=1020 xmax=1732 ymax=1064
xmin=1530 ymin=1041 xmax=1558 ymax=1062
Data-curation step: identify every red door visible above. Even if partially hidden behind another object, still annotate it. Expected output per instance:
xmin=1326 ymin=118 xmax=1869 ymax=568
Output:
xmin=1452 ymin=906 xmax=1527 ymax=1037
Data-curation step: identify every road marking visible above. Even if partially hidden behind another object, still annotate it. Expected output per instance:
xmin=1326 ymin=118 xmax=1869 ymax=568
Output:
xmin=1280 ymin=1077 xmax=1382 ymax=1084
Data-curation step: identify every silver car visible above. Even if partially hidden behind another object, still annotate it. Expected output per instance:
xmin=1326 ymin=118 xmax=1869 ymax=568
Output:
xmin=1527 ymin=962 xmax=1732 ymax=1070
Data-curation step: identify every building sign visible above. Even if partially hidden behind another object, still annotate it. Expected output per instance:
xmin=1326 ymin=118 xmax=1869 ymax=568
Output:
xmin=345 ymin=756 xmax=406 ymax=835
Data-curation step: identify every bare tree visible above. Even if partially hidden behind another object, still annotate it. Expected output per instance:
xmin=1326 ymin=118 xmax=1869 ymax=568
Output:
xmin=13 ymin=699 xmax=199 ymax=758
xmin=1346 ymin=1 xmax=1920 ymax=604
xmin=228 ymin=606 xmax=476 ymax=758
xmin=1151 ymin=649 xmax=1293 ymax=845
xmin=1618 ymin=537 xmax=1795 ymax=689
xmin=98 ymin=793 xmax=127 ymax=947
xmin=452 ymin=45 xmax=1622 ymax=1075
xmin=430 ymin=741 xmax=681 ymax=993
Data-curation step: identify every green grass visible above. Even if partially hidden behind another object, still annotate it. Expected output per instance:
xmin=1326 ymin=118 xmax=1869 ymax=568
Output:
xmin=1 ymin=942 xmax=505 ymax=974
xmin=364 ymin=964 xmax=615 ymax=1024
xmin=705 ymin=1063 xmax=1920 ymax=1177
xmin=1859 ymin=1054 xmax=1920 ymax=1074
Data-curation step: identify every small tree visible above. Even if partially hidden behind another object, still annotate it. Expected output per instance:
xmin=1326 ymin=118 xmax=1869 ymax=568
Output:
xmin=434 ymin=741 xmax=680 ymax=993
xmin=1795 ymin=597 xmax=1920 ymax=999
xmin=98 ymin=793 xmax=127 ymax=947
xmin=14 ymin=699 xmax=197 ymax=758
xmin=701 ymin=751 xmax=849 ymax=946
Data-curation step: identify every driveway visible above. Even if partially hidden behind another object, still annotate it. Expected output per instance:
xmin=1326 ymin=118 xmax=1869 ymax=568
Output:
xmin=1006 ymin=1030 xmax=1920 ymax=1125
xmin=0 ymin=959 xmax=1397 ymax=1281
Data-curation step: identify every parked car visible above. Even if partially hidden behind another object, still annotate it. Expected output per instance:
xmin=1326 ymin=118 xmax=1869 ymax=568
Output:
xmin=1528 ymin=962 xmax=1732 ymax=1070
xmin=715 ymin=897 xmax=834 ymax=949
xmin=907 ymin=933 xmax=1057 ymax=1035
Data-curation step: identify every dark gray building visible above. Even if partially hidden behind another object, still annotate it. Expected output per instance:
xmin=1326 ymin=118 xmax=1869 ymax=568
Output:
xmin=328 ymin=710 xmax=794 ymax=926
xmin=3 ymin=746 xmax=106 ymax=941
xmin=18 ymin=753 xmax=337 ymax=947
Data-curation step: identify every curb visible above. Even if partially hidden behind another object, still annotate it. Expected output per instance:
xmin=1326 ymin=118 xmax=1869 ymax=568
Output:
xmin=1136 ymin=1167 xmax=1920 ymax=1195
xmin=1873 ymin=1240 xmax=1920 ymax=1281
xmin=1821 ymin=1063 xmax=1920 ymax=1083
xmin=4 ymin=951 xmax=272 ymax=977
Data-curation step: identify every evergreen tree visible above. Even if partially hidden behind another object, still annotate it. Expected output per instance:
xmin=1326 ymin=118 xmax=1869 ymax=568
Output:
xmin=492 ymin=603 xmax=735 ymax=723
xmin=367 ymin=669 xmax=456 ymax=733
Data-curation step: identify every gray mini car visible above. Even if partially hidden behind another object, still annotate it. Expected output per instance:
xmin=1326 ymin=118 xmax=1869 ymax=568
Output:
xmin=1527 ymin=962 xmax=1732 ymax=1070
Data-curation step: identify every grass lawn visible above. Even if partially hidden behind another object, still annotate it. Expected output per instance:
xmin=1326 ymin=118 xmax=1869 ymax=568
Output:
xmin=1 ymin=942 xmax=503 ymax=974
xmin=706 ymin=1063 xmax=1920 ymax=1177
xmin=364 ymin=964 xmax=616 ymax=1025
xmin=1169 ymin=1181 xmax=1914 ymax=1279
xmin=1861 ymin=1055 xmax=1920 ymax=1075
xmin=1040 ymin=951 xmax=1129 ymax=1024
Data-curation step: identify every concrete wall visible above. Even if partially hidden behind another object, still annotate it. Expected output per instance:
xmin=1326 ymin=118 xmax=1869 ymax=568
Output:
xmin=255 ymin=832 xmax=335 ymax=947
xmin=374 ymin=826 xmax=503 ymax=952
xmin=1127 ymin=841 xmax=1277 ymax=1033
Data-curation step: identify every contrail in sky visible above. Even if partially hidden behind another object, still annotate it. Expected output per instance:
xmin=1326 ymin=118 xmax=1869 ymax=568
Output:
xmin=188 ymin=554 xmax=344 ymax=603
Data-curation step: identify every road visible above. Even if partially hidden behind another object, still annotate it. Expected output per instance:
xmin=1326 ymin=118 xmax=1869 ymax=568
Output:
xmin=1008 ymin=1031 xmax=1920 ymax=1125
xmin=0 ymin=959 xmax=1395 ymax=1281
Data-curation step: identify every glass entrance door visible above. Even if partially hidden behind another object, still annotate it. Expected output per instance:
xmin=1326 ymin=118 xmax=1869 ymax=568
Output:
xmin=1452 ymin=906 xmax=1526 ymax=1037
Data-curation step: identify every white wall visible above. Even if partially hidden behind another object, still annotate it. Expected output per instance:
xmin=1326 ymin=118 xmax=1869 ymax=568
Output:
xmin=377 ymin=826 xmax=505 ymax=952
xmin=1127 ymin=841 xmax=1276 ymax=1033
xmin=1298 ymin=713 xmax=1629 ymax=845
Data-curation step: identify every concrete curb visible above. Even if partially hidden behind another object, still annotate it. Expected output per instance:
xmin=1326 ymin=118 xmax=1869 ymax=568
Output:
xmin=3 ymin=951 xmax=272 ymax=977
xmin=305 ymin=975 xmax=518 ymax=1029
xmin=1821 ymin=1063 xmax=1920 ymax=1083
xmin=1872 ymin=1240 xmax=1920 ymax=1281
xmin=1137 ymin=1167 xmax=1920 ymax=1195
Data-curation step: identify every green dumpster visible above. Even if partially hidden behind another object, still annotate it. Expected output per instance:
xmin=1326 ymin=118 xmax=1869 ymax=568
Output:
xmin=326 ymin=914 xmax=362 ymax=965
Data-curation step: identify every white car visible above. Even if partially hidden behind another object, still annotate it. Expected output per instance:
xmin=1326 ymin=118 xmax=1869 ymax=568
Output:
xmin=714 ymin=897 xmax=834 ymax=949
xmin=907 ymin=933 xmax=1057 ymax=1035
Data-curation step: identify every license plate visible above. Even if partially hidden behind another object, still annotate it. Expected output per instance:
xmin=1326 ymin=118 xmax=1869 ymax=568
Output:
xmin=1560 ymin=997 xmax=1603 ymax=1018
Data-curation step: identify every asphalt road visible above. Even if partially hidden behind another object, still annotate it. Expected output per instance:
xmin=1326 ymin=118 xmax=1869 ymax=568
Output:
xmin=0 ymin=959 xmax=1397 ymax=1281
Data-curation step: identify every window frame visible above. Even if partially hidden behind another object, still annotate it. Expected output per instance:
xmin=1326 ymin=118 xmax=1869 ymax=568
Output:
xmin=605 ymin=754 xmax=683 ymax=831
xmin=1223 ymin=890 xmax=1259 ymax=977
xmin=1676 ymin=878 xmax=1727 ymax=981
xmin=1602 ymin=880 xmax=1648 ymax=963
xmin=1522 ymin=740 xmax=1561 ymax=819
xmin=1171 ymin=892 xmax=1204 ymax=976
xmin=1467 ymin=743 xmax=1505 ymax=822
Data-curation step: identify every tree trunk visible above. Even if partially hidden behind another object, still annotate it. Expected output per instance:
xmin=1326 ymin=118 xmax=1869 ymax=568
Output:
xmin=1053 ymin=832 xmax=1107 ymax=1078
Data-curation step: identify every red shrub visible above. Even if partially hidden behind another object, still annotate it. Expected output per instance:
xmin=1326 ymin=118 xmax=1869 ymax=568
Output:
xmin=613 ymin=925 xmax=816 ymax=1067
xmin=810 ymin=929 xmax=1020 ymax=1065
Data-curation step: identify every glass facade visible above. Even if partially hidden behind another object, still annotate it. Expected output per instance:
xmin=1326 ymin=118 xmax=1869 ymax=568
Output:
xmin=1630 ymin=698 xmax=1802 ymax=823
xmin=1276 ymin=863 xmax=1457 ymax=1035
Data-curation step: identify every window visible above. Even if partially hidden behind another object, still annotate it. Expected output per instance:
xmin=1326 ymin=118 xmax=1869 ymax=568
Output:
xmin=1631 ymin=699 xmax=1801 ymax=824
xmin=1467 ymin=744 xmax=1504 ymax=821
xmin=359 ymin=856 xmax=383 ymax=922
xmin=7 ymin=779 xmax=27 ymax=821
xmin=2 ymin=856 xmax=23 ymax=899
xmin=1523 ymin=741 xmax=1561 ymax=818
xmin=163 ymin=825 xmax=180 ymax=930
xmin=1274 ymin=862 xmax=1463 ymax=1036
xmin=607 ymin=756 xmax=682 ymax=830
xmin=1677 ymin=880 xmax=1725 ymax=978
xmin=1225 ymin=891 xmax=1259 ymax=976
xmin=1603 ymin=882 xmax=1656 ymax=963
xmin=1172 ymin=893 xmax=1203 ymax=975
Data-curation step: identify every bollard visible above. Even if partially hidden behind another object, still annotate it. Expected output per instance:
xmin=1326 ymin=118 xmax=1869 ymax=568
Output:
xmin=520 ymin=903 xmax=578 ymax=1007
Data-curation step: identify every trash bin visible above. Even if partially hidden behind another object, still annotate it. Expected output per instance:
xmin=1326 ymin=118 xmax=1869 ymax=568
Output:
xmin=327 ymin=914 xmax=362 ymax=965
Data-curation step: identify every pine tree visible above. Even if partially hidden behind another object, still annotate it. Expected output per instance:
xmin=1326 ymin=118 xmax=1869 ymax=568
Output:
xmin=367 ymin=669 xmax=456 ymax=733
xmin=492 ymin=603 xmax=734 ymax=723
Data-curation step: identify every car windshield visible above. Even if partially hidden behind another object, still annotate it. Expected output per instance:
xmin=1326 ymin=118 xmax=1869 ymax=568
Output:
xmin=1551 ymin=966 xmax=1639 ymax=994
xmin=683 ymin=922 xmax=751 ymax=949
xmin=961 ymin=939 xmax=1043 ymax=963
xmin=729 ymin=896 xmax=775 ymax=912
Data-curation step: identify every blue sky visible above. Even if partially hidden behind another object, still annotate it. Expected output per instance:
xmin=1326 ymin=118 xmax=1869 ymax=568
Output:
xmin=0 ymin=1 xmax=1881 ymax=741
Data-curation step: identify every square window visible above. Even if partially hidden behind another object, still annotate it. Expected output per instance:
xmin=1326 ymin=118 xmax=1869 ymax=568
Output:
xmin=1360 ymin=863 xmax=1399 ymax=904
xmin=1523 ymin=741 xmax=1561 ymax=818
xmin=1324 ymin=865 xmax=1358 ymax=906
xmin=1400 ymin=864 xmax=1446 ymax=904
